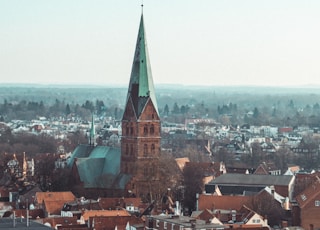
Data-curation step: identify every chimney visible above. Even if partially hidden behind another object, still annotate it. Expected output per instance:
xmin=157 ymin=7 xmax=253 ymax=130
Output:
xmin=270 ymin=185 xmax=275 ymax=197
xmin=195 ymin=193 xmax=199 ymax=211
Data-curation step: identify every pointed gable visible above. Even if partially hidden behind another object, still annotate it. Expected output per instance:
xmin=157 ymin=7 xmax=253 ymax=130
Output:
xmin=125 ymin=13 xmax=159 ymax=118
xmin=122 ymin=97 xmax=137 ymax=120
xmin=296 ymin=176 xmax=320 ymax=209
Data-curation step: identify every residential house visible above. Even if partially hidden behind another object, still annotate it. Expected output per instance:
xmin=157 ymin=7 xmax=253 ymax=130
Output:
xmin=205 ymin=174 xmax=295 ymax=199
xmin=34 ymin=191 xmax=76 ymax=217
xmin=35 ymin=216 xmax=78 ymax=229
xmin=295 ymin=176 xmax=320 ymax=230
xmin=191 ymin=209 xmax=223 ymax=225
xmin=254 ymin=162 xmax=281 ymax=175
xmin=236 ymin=205 xmax=269 ymax=227
xmin=87 ymin=215 xmax=144 ymax=230
xmin=145 ymin=214 xmax=226 ymax=230
xmin=198 ymin=194 xmax=252 ymax=212
xmin=80 ymin=209 xmax=131 ymax=224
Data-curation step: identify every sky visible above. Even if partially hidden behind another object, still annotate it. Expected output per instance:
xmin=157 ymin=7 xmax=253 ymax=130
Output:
xmin=1 ymin=0 xmax=320 ymax=87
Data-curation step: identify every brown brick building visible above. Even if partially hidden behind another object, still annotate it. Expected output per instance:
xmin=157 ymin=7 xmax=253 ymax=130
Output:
xmin=121 ymin=12 xmax=161 ymax=201
xmin=295 ymin=176 xmax=320 ymax=230
xmin=68 ymin=12 xmax=161 ymax=200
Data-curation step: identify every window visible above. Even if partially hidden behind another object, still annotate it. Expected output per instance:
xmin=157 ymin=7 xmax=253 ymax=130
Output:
xmin=130 ymin=145 xmax=134 ymax=156
xmin=164 ymin=222 xmax=167 ymax=229
xmin=144 ymin=125 xmax=148 ymax=135
xmin=144 ymin=144 xmax=148 ymax=156
xmin=126 ymin=144 xmax=129 ymax=155
xmin=151 ymin=144 xmax=155 ymax=154
xmin=301 ymin=194 xmax=307 ymax=201
xmin=315 ymin=200 xmax=320 ymax=206
xmin=150 ymin=124 xmax=154 ymax=134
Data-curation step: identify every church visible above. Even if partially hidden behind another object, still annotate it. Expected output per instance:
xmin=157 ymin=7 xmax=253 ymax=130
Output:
xmin=68 ymin=10 xmax=161 ymax=201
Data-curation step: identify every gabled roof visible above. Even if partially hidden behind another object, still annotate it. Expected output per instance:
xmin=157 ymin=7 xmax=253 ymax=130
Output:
xmin=198 ymin=194 xmax=252 ymax=211
xmin=89 ymin=216 xmax=144 ymax=230
xmin=98 ymin=197 xmax=142 ymax=210
xmin=44 ymin=200 xmax=70 ymax=215
xmin=81 ymin=210 xmax=131 ymax=221
xmin=296 ymin=176 xmax=320 ymax=209
xmin=35 ymin=191 xmax=76 ymax=204
xmin=175 ymin=157 xmax=190 ymax=171
xmin=125 ymin=13 xmax=158 ymax=118
xmin=238 ymin=205 xmax=263 ymax=224
xmin=41 ymin=216 xmax=78 ymax=228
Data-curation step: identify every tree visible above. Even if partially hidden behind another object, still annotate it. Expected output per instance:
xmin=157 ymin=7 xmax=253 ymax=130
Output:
xmin=95 ymin=100 xmax=105 ymax=116
xmin=65 ymin=104 xmax=71 ymax=116
xmin=163 ymin=104 xmax=169 ymax=116
xmin=172 ymin=103 xmax=180 ymax=114
xmin=182 ymin=162 xmax=206 ymax=214
xmin=82 ymin=100 xmax=95 ymax=113
xmin=250 ymin=191 xmax=287 ymax=227
xmin=34 ymin=154 xmax=58 ymax=191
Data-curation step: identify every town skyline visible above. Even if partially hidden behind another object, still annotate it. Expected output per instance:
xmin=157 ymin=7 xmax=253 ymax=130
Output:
xmin=1 ymin=0 xmax=320 ymax=87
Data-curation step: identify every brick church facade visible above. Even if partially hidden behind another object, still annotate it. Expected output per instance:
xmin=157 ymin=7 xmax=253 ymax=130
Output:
xmin=121 ymin=12 xmax=161 ymax=201
xmin=68 ymin=11 xmax=161 ymax=201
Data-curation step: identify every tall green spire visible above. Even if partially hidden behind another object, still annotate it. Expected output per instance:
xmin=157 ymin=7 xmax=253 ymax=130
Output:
xmin=126 ymin=13 xmax=159 ymax=117
xmin=89 ymin=114 xmax=95 ymax=145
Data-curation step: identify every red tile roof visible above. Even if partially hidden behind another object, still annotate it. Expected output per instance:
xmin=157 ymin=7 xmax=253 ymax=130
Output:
xmin=198 ymin=194 xmax=252 ymax=211
xmin=296 ymin=176 xmax=320 ymax=209
xmin=82 ymin=210 xmax=131 ymax=221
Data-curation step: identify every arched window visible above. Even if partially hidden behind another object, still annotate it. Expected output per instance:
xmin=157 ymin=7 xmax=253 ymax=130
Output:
xmin=150 ymin=124 xmax=154 ymax=135
xmin=130 ymin=126 xmax=133 ymax=135
xmin=130 ymin=144 xmax=134 ymax=155
xmin=143 ymin=144 xmax=148 ymax=156
xmin=144 ymin=125 xmax=148 ymax=135
xmin=126 ymin=125 xmax=129 ymax=135
xmin=151 ymin=144 xmax=155 ymax=154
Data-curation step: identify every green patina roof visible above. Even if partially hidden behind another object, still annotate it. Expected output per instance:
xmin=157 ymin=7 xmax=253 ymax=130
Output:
xmin=126 ymin=13 xmax=159 ymax=117
xmin=67 ymin=144 xmax=94 ymax=167
xmin=70 ymin=145 xmax=130 ymax=189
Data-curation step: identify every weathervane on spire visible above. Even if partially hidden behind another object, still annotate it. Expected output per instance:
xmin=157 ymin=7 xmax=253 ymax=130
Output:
xmin=141 ymin=0 xmax=144 ymax=14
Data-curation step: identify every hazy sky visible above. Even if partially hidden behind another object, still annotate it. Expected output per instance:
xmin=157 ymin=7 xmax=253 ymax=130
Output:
xmin=1 ymin=0 xmax=320 ymax=86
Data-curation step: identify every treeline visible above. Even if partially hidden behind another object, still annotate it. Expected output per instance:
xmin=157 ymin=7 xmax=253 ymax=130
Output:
xmin=0 ymin=99 xmax=124 ymax=122
xmin=163 ymin=99 xmax=320 ymax=128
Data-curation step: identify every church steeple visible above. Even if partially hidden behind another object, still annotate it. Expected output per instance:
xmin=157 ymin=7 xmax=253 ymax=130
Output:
xmin=125 ymin=12 xmax=159 ymax=118
xmin=121 ymin=10 xmax=161 ymax=199
xmin=89 ymin=114 xmax=96 ymax=146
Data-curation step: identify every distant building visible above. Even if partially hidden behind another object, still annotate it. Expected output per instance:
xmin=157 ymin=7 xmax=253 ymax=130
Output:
xmin=205 ymin=174 xmax=295 ymax=199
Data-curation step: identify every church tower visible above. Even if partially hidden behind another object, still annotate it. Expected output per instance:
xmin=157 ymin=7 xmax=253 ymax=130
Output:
xmin=121 ymin=10 xmax=161 ymax=199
